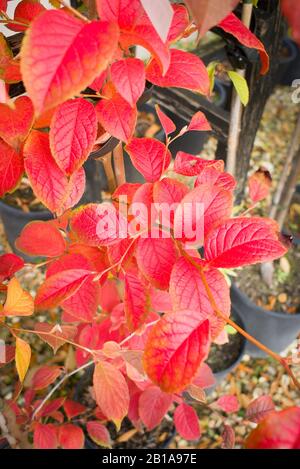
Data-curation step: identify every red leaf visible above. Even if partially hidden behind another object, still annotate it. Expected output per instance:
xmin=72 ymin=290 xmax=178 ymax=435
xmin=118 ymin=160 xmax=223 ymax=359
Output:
xmin=57 ymin=167 xmax=86 ymax=216
xmin=170 ymin=257 xmax=230 ymax=339
xmin=192 ymin=363 xmax=216 ymax=389
xmin=174 ymin=403 xmax=201 ymax=440
xmin=71 ymin=203 xmax=127 ymax=246
xmin=221 ymin=424 xmax=235 ymax=449
xmin=167 ymin=4 xmax=189 ymax=43
xmin=0 ymin=96 xmax=34 ymax=151
xmin=111 ymin=58 xmax=145 ymax=107
xmin=93 ymin=361 xmax=129 ymax=429
xmin=216 ymin=395 xmax=239 ymax=413
xmin=33 ymin=423 xmax=58 ymax=449
xmin=0 ymin=138 xmax=24 ymax=198
xmin=35 ymin=269 xmax=93 ymax=310
xmin=47 ymin=252 xmax=100 ymax=322
xmin=0 ymin=254 xmax=24 ymax=283
xmin=248 ymin=167 xmax=272 ymax=203
xmin=96 ymin=89 xmax=137 ymax=143
xmin=218 ymin=13 xmax=269 ymax=75
xmin=37 ymin=397 xmax=66 ymax=419
xmin=282 ymin=0 xmax=300 ymax=46
xmin=173 ymin=183 xmax=233 ymax=244
xmin=245 ymin=395 xmax=275 ymax=424
xmin=32 ymin=366 xmax=62 ymax=390
xmin=155 ymin=104 xmax=176 ymax=136
xmin=205 ymin=217 xmax=288 ymax=268
xmin=195 ymin=166 xmax=236 ymax=191
xmin=146 ymin=49 xmax=210 ymax=95
xmin=97 ymin=0 xmax=170 ymax=74
xmin=174 ymin=151 xmax=224 ymax=176
xmin=6 ymin=0 xmax=46 ymax=32
xmin=23 ymin=130 xmax=69 ymax=213
xmin=50 ymin=98 xmax=97 ymax=176
xmin=188 ymin=111 xmax=211 ymax=131
xmin=86 ymin=421 xmax=112 ymax=448
xmin=15 ymin=221 xmax=66 ymax=258
xmin=144 ymin=311 xmax=210 ymax=393
xmin=126 ymin=138 xmax=171 ymax=182
xmin=184 ymin=0 xmax=239 ymax=36
xmin=58 ymin=424 xmax=84 ymax=449
xmin=139 ymin=385 xmax=172 ymax=430
xmin=153 ymin=177 xmax=188 ymax=206
xmin=136 ymin=230 xmax=177 ymax=290
xmin=245 ymin=407 xmax=300 ymax=449
xmin=64 ymin=400 xmax=87 ymax=420
xmin=21 ymin=10 xmax=119 ymax=114
xmin=34 ymin=323 xmax=77 ymax=354
xmin=124 ymin=272 xmax=149 ymax=331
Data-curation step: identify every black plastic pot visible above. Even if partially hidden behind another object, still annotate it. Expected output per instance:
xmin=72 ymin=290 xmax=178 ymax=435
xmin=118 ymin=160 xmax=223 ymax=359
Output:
xmin=231 ymin=284 xmax=300 ymax=357
xmin=276 ymin=38 xmax=299 ymax=86
xmin=0 ymin=200 xmax=52 ymax=260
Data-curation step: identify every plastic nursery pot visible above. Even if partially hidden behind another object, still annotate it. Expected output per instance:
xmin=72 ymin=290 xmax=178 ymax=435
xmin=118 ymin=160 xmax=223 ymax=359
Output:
xmin=73 ymin=366 xmax=176 ymax=450
xmin=0 ymin=200 xmax=52 ymax=261
xmin=206 ymin=310 xmax=246 ymax=392
xmin=230 ymin=283 xmax=300 ymax=358
xmin=276 ymin=38 xmax=299 ymax=86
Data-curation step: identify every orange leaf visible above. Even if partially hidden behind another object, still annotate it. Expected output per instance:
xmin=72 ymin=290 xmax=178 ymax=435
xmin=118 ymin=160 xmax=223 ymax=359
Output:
xmin=32 ymin=365 xmax=62 ymax=390
xmin=0 ymin=96 xmax=34 ymax=151
xmin=0 ymin=138 xmax=24 ymax=198
xmin=58 ymin=424 xmax=84 ymax=449
xmin=15 ymin=221 xmax=66 ymax=258
xmin=93 ymin=361 xmax=129 ymax=430
xmin=2 ymin=277 xmax=34 ymax=317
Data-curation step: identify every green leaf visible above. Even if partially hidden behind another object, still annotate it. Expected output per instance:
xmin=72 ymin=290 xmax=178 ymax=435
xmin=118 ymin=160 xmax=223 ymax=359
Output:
xmin=225 ymin=325 xmax=237 ymax=335
xmin=227 ymin=70 xmax=249 ymax=106
xmin=207 ymin=61 xmax=218 ymax=94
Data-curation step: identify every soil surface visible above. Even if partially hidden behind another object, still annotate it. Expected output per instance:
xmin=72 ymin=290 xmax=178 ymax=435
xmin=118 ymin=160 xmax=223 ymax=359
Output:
xmin=207 ymin=326 xmax=245 ymax=373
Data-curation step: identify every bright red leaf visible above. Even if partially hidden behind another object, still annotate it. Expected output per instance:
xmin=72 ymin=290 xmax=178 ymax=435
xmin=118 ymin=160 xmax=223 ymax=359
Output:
xmin=144 ymin=311 xmax=210 ymax=393
xmin=245 ymin=395 xmax=275 ymax=424
xmin=58 ymin=167 xmax=86 ymax=216
xmin=195 ymin=166 xmax=236 ymax=191
xmin=58 ymin=424 xmax=84 ymax=449
xmin=21 ymin=10 xmax=119 ymax=114
xmin=23 ymin=131 xmax=69 ymax=213
xmin=111 ymin=58 xmax=145 ymax=107
xmin=64 ymin=400 xmax=87 ymax=420
xmin=50 ymin=98 xmax=97 ymax=176
xmin=15 ymin=221 xmax=66 ymax=258
xmin=170 ymin=257 xmax=230 ymax=339
xmin=205 ymin=217 xmax=288 ymax=268
xmin=126 ymin=138 xmax=171 ymax=182
xmin=139 ymin=385 xmax=173 ymax=430
xmin=140 ymin=0 xmax=174 ymax=42
xmin=174 ymin=152 xmax=224 ymax=176
xmin=282 ymin=0 xmax=300 ymax=46
xmin=155 ymin=104 xmax=176 ymax=136
xmin=0 ymin=138 xmax=24 ymax=198
xmin=218 ymin=13 xmax=269 ymax=75
xmin=136 ymin=230 xmax=177 ymax=290
xmin=222 ymin=424 xmax=235 ymax=449
xmin=192 ymin=363 xmax=216 ymax=389
xmin=93 ymin=360 xmax=129 ymax=429
xmin=146 ymin=49 xmax=210 ymax=95
xmin=96 ymin=88 xmax=137 ymax=143
xmin=124 ymin=272 xmax=150 ymax=331
xmin=0 ymin=253 xmax=24 ymax=282
xmin=167 ymin=4 xmax=189 ymax=43
xmin=7 ymin=0 xmax=46 ymax=32
xmin=245 ymin=407 xmax=300 ymax=449
xmin=0 ymin=96 xmax=34 ymax=151
xmin=34 ymin=323 xmax=77 ymax=354
xmin=33 ymin=423 xmax=58 ymax=449
xmin=188 ymin=111 xmax=211 ymax=131
xmin=32 ymin=366 xmax=62 ymax=390
xmin=174 ymin=403 xmax=201 ymax=440
xmin=35 ymin=269 xmax=93 ymax=310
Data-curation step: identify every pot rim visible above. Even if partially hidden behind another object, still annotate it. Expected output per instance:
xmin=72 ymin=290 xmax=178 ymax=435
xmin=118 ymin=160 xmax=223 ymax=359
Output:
xmin=231 ymin=283 xmax=300 ymax=319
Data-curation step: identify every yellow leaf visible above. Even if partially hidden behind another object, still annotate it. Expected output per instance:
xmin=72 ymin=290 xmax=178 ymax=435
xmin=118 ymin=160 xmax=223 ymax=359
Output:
xmin=227 ymin=70 xmax=249 ymax=106
xmin=15 ymin=337 xmax=31 ymax=382
xmin=3 ymin=277 xmax=34 ymax=317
